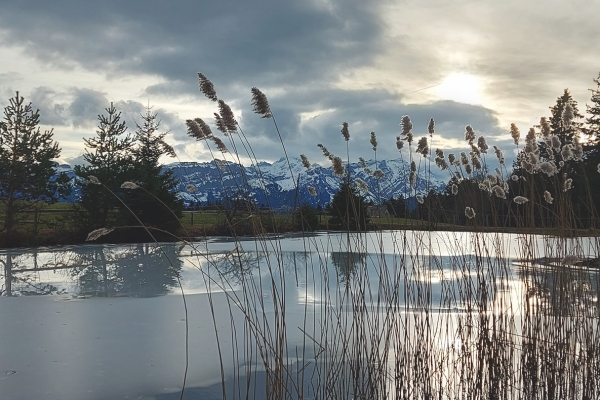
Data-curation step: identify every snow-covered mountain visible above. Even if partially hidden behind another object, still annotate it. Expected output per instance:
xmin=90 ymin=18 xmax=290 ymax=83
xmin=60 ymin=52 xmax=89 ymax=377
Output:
xmin=53 ymin=157 xmax=448 ymax=208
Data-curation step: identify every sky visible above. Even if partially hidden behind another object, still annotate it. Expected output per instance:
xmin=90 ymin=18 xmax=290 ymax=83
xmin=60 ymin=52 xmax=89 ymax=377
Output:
xmin=1 ymin=0 xmax=599 ymax=168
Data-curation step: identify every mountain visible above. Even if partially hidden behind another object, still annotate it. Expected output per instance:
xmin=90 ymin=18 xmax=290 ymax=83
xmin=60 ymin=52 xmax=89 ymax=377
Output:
xmin=52 ymin=157 xmax=448 ymax=209
xmin=50 ymin=163 xmax=80 ymax=202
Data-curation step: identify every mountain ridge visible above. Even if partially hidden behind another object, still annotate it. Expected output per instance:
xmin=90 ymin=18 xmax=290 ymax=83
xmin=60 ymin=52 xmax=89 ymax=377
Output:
xmin=52 ymin=157 xmax=448 ymax=209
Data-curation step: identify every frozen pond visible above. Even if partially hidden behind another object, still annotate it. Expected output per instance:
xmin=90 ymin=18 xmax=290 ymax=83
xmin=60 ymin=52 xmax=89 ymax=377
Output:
xmin=1 ymin=231 xmax=599 ymax=399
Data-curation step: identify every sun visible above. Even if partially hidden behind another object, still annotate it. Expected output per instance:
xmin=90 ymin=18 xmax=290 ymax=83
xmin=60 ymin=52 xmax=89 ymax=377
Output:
xmin=436 ymin=72 xmax=483 ymax=105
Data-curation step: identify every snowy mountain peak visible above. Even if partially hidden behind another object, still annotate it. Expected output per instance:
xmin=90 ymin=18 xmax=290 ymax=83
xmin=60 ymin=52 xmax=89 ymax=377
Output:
xmin=52 ymin=156 xmax=447 ymax=208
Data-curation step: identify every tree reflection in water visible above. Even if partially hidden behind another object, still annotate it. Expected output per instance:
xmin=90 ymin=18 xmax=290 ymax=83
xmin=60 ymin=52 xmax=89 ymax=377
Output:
xmin=70 ymin=244 xmax=182 ymax=297
xmin=208 ymin=247 xmax=262 ymax=286
xmin=330 ymin=251 xmax=366 ymax=286
xmin=1 ymin=249 xmax=67 ymax=296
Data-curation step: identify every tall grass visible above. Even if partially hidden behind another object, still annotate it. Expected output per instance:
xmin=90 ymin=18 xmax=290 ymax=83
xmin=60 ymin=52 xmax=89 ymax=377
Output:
xmin=86 ymin=74 xmax=600 ymax=399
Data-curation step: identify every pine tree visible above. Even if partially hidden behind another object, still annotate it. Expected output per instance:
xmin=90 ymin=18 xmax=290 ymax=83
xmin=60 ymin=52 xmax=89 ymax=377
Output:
xmin=292 ymin=203 xmax=320 ymax=231
xmin=549 ymin=89 xmax=584 ymax=145
xmin=582 ymin=72 xmax=600 ymax=219
xmin=585 ymin=72 xmax=600 ymax=146
xmin=327 ymin=181 xmax=369 ymax=230
xmin=536 ymin=89 xmax=584 ymax=166
xmin=121 ymin=106 xmax=182 ymax=232
xmin=0 ymin=92 xmax=70 ymax=242
xmin=74 ymin=103 xmax=133 ymax=231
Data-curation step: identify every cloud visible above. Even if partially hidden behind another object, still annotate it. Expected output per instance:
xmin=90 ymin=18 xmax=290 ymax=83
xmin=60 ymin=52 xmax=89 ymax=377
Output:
xmin=0 ymin=0 xmax=383 ymax=93
xmin=192 ymin=85 xmax=505 ymax=164
xmin=1 ymin=0 xmax=597 ymax=170
xmin=29 ymin=87 xmax=67 ymax=126
xmin=0 ymin=72 xmax=22 ymax=102
xmin=54 ymin=84 xmax=513 ymax=168
xmin=64 ymin=153 xmax=89 ymax=168
xmin=0 ymin=85 xmax=68 ymax=127
xmin=109 ymin=100 xmax=188 ymax=144
xmin=68 ymin=88 xmax=109 ymax=128
xmin=59 ymin=98 xmax=190 ymax=165
xmin=144 ymin=80 xmax=189 ymax=97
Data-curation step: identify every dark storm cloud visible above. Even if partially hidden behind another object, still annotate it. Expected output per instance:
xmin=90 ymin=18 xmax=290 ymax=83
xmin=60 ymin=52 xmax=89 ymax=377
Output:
xmin=0 ymin=0 xmax=383 ymax=92
xmin=0 ymin=0 xmax=393 ymax=158
xmin=240 ymin=105 xmax=302 ymax=142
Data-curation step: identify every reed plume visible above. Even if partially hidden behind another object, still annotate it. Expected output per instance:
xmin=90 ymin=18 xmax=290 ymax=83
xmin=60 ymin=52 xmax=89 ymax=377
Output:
xmin=218 ymin=100 xmax=237 ymax=133
xmin=513 ymin=196 xmax=529 ymax=204
xmin=369 ymin=131 xmax=378 ymax=151
xmin=464 ymin=206 xmax=476 ymax=219
xmin=510 ymin=123 xmax=520 ymax=145
xmin=300 ymin=154 xmax=311 ymax=169
xmin=464 ymin=125 xmax=475 ymax=144
xmin=416 ymin=137 xmax=429 ymax=157
xmin=250 ymin=87 xmax=272 ymax=119
xmin=197 ymin=72 xmax=218 ymax=101
xmin=121 ymin=182 xmax=140 ymax=189
xmin=341 ymin=122 xmax=350 ymax=141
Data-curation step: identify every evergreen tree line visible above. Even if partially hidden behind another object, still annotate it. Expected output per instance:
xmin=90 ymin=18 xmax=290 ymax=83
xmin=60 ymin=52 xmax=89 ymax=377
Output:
xmin=72 ymin=103 xmax=182 ymax=242
xmin=0 ymin=95 xmax=182 ymax=245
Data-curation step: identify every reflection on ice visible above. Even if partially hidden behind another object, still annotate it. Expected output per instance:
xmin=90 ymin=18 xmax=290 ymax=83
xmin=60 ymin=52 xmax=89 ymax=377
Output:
xmin=1 ymin=243 xmax=182 ymax=297
xmin=0 ymin=230 xmax=599 ymax=399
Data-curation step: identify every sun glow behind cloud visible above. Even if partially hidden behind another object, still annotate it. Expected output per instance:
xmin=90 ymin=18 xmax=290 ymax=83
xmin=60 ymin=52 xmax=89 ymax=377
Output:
xmin=435 ymin=72 xmax=483 ymax=105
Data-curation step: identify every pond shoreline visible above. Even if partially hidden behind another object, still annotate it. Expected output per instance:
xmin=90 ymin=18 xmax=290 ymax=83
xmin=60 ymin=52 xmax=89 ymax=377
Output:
xmin=2 ymin=223 xmax=597 ymax=249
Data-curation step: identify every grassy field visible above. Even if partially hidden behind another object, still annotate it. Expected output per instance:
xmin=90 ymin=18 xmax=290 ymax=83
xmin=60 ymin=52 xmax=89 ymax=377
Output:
xmin=1 ymin=201 xmax=595 ymax=248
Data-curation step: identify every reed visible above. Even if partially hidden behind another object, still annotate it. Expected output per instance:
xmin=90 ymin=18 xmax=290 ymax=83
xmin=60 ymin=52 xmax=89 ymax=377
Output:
xmin=84 ymin=73 xmax=600 ymax=399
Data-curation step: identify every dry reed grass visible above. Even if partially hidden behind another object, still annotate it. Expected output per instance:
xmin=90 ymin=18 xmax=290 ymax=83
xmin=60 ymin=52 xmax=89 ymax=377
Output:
xmin=84 ymin=73 xmax=600 ymax=399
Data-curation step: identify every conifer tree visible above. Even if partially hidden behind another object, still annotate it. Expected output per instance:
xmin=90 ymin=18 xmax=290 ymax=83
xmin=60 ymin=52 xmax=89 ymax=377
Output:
xmin=121 ymin=106 xmax=182 ymax=232
xmin=585 ymin=72 xmax=600 ymax=146
xmin=545 ymin=90 xmax=588 ymax=226
xmin=327 ymin=181 xmax=369 ymax=230
xmin=582 ymin=72 xmax=600 ymax=218
xmin=549 ymin=89 xmax=584 ymax=145
xmin=74 ymin=103 xmax=133 ymax=230
xmin=0 ymin=92 xmax=70 ymax=241
xmin=536 ymin=89 xmax=584 ymax=165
